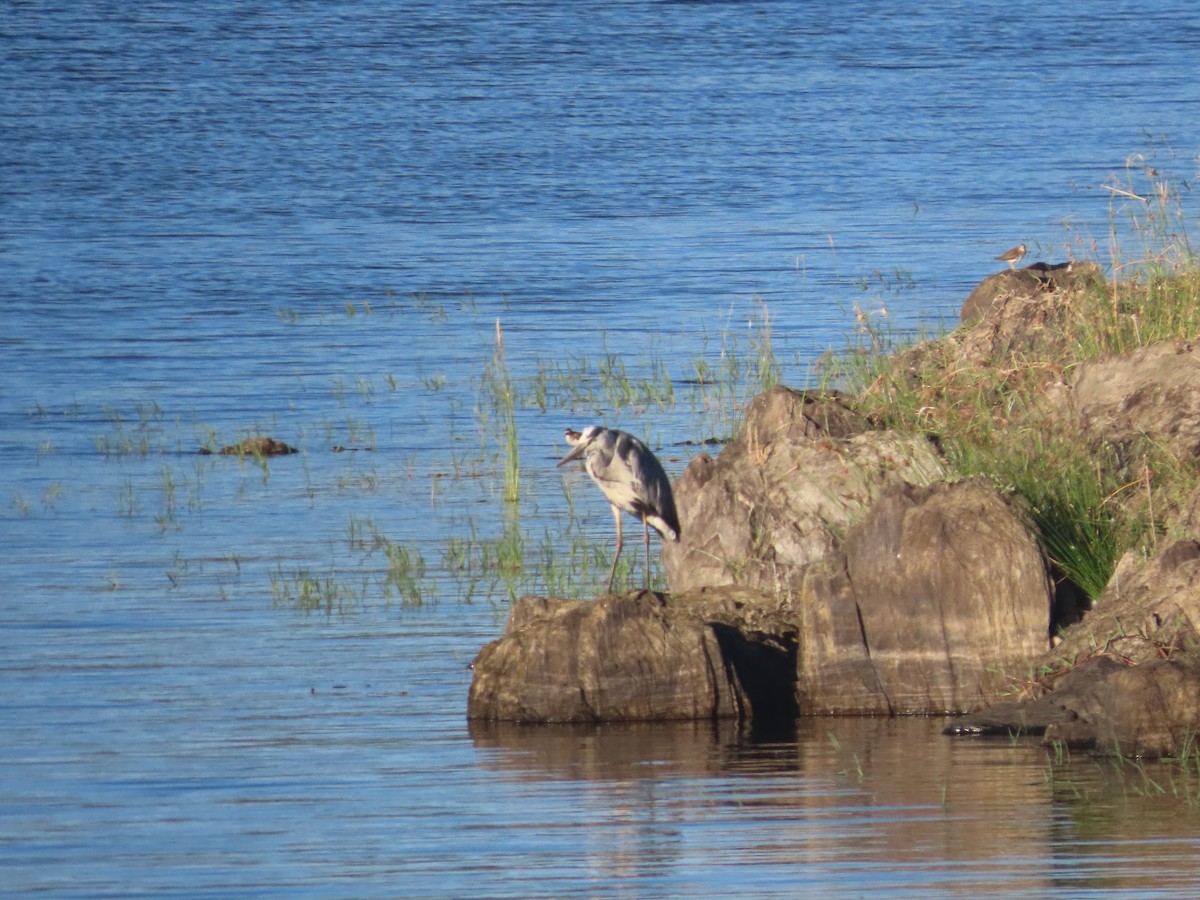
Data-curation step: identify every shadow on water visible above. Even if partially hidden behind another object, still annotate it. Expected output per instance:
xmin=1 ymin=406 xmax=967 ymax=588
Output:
xmin=469 ymin=716 xmax=807 ymax=781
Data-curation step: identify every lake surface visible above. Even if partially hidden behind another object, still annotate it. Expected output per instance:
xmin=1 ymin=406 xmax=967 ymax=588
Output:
xmin=5 ymin=0 xmax=1200 ymax=895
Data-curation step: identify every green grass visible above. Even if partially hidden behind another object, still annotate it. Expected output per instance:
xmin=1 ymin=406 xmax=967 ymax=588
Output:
xmin=478 ymin=319 xmax=522 ymax=505
xmin=945 ymin=431 xmax=1138 ymax=603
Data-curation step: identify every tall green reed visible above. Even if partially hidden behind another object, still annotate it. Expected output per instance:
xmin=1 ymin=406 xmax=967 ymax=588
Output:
xmin=480 ymin=319 xmax=521 ymax=504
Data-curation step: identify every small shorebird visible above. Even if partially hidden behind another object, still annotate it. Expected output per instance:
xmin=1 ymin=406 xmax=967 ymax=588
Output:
xmin=558 ymin=426 xmax=680 ymax=593
xmin=995 ymin=243 xmax=1027 ymax=270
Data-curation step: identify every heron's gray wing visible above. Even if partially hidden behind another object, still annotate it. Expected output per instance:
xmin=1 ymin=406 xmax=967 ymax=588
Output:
xmin=596 ymin=432 xmax=680 ymax=540
xmin=630 ymin=443 xmax=680 ymax=539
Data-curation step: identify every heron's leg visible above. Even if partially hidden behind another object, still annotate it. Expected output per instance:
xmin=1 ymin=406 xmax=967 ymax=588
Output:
xmin=642 ymin=517 xmax=651 ymax=589
xmin=606 ymin=504 xmax=623 ymax=593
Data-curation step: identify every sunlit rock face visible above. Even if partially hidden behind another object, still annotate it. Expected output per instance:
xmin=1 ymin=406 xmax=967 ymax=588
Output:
xmin=661 ymin=386 xmax=947 ymax=598
xmin=468 ymin=476 xmax=1053 ymax=722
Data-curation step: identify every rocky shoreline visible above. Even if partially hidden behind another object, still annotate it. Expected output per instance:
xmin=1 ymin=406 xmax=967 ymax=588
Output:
xmin=469 ymin=259 xmax=1200 ymax=758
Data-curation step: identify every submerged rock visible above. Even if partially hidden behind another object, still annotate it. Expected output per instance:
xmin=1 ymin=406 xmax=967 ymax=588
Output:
xmin=199 ymin=436 xmax=298 ymax=457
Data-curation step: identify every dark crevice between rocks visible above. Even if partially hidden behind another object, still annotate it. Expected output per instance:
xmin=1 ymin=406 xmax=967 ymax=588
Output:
xmin=852 ymin=599 xmax=895 ymax=716
xmin=1049 ymin=566 xmax=1092 ymax=638
xmin=576 ymin=685 xmax=597 ymax=723
xmin=709 ymin=624 xmax=800 ymax=721
xmin=701 ymin=627 xmax=740 ymax=721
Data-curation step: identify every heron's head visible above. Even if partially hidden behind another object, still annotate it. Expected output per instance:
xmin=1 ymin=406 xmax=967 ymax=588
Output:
xmin=557 ymin=425 xmax=602 ymax=466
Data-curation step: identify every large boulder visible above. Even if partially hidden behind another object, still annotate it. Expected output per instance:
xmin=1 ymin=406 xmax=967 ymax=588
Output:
xmin=959 ymin=260 xmax=1105 ymax=326
xmin=796 ymin=478 xmax=1052 ymax=714
xmin=467 ymin=587 xmax=798 ymax=723
xmin=662 ymin=386 xmax=946 ymax=596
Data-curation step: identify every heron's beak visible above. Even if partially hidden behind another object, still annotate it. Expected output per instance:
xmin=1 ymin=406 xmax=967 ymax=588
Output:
xmin=557 ymin=443 xmax=587 ymax=467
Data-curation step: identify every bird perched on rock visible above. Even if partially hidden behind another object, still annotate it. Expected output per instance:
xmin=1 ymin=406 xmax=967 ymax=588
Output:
xmin=995 ymin=243 xmax=1027 ymax=269
xmin=558 ymin=425 xmax=680 ymax=593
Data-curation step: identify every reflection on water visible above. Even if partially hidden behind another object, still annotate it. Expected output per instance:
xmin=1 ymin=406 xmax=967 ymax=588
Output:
xmin=12 ymin=601 xmax=1200 ymax=899
xmin=468 ymin=717 xmax=1200 ymax=897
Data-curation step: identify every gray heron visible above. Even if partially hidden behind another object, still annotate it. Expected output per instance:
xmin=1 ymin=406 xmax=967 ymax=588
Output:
xmin=558 ymin=425 xmax=680 ymax=593
xmin=995 ymin=243 xmax=1027 ymax=269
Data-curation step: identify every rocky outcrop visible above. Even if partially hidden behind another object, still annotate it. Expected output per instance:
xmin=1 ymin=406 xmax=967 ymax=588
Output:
xmin=469 ymin=477 xmax=1052 ymax=722
xmin=469 ymin=258 xmax=1200 ymax=756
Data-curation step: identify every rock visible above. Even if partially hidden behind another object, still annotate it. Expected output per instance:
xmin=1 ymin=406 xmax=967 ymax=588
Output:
xmin=1055 ymin=339 xmax=1200 ymax=458
xmin=950 ymin=655 xmax=1200 ymax=758
xmin=467 ymin=588 xmax=799 ymax=723
xmin=957 ymin=262 xmax=1106 ymax=362
xmin=946 ymin=656 xmax=1129 ymax=737
xmin=469 ymin=478 xmax=1052 ymax=722
xmin=662 ymin=387 xmax=946 ymax=596
xmin=470 ymin=258 xmax=1200 ymax=739
xmin=1171 ymin=484 xmax=1200 ymax=539
xmin=959 ymin=260 xmax=1105 ymax=326
xmin=736 ymin=385 xmax=872 ymax=446
xmin=1047 ymin=536 xmax=1200 ymax=670
xmin=950 ymin=528 xmax=1200 ymax=756
xmin=796 ymin=478 xmax=1053 ymax=714
xmin=199 ymin=436 xmax=298 ymax=457
xmin=1045 ymin=658 xmax=1200 ymax=757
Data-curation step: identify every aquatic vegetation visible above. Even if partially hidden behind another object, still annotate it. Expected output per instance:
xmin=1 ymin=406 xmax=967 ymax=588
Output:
xmin=91 ymin=401 xmax=171 ymax=458
xmin=492 ymin=321 xmax=521 ymax=504
xmin=1041 ymin=734 xmax=1200 ymax=809
xmin=380 ymin=540 xmax=430 ymax=606
xmin=269 ymin=564 xmax=367 ymax=614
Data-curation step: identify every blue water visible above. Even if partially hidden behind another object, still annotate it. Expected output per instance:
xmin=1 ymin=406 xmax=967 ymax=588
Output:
xmin=5 ymin=1 xmax=1200 ymax=896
